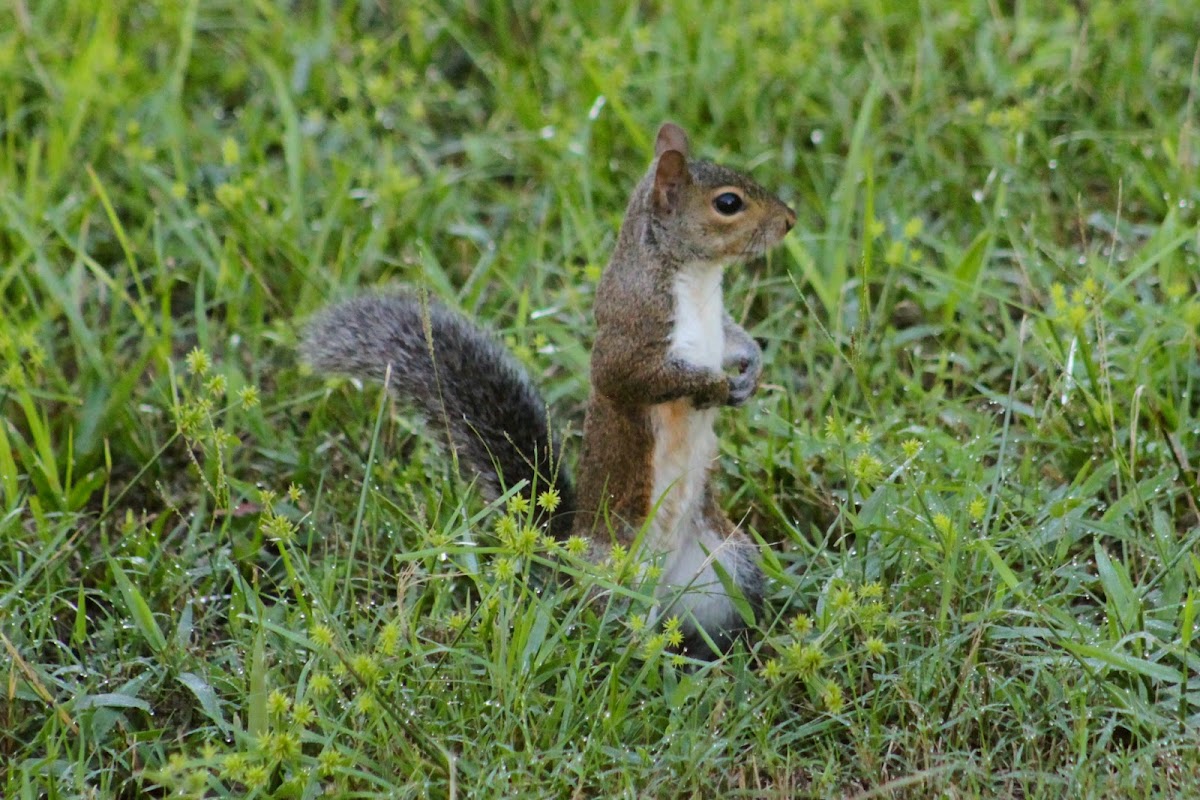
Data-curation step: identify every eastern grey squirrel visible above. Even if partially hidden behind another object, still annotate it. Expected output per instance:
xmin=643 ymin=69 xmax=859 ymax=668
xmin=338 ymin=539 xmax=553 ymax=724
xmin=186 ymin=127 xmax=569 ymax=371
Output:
xmin=301 ymin=122 xmax=795 ymax=656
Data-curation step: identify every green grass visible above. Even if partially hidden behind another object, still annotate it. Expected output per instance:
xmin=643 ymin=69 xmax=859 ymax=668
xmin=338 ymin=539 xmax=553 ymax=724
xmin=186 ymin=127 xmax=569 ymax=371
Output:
xmin=2 ymin=0 xmax=1199 ymax=797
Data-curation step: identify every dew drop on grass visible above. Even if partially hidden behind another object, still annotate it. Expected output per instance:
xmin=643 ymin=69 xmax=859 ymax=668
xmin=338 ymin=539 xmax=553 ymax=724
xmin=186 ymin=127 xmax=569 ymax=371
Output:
xmin=810 ymin=129 xmax=825 ymax=145
xmin=1048 ymin=159 xmax=1058 ymax=170
xmin=971 ymin=189 xmax=984 ymax=203
xmin=587 ymin=95 xmax=606 ymax=120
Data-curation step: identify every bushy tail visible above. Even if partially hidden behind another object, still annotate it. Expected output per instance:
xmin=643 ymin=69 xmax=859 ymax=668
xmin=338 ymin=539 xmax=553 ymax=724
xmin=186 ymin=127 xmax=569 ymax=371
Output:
xmin=300 ymin=292 xmax=575 ymax=536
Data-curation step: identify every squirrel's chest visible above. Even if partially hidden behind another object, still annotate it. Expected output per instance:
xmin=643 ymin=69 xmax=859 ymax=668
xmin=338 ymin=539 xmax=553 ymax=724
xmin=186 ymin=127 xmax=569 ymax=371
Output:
xmin=646 ymin=265 xmax=725 ymax=552
xmin=667 ymin=266 xmax=725 ymax=369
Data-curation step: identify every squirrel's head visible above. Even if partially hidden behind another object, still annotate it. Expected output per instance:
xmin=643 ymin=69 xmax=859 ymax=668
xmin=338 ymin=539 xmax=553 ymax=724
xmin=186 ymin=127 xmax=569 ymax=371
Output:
xmin=642 ymin=122 xmax=796 ymax=265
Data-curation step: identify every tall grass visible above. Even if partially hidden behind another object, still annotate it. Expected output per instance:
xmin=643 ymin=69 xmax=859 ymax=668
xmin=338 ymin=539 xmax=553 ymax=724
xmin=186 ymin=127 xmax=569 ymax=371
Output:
xmin=1 ymin=1 xmax=1198 ymax=797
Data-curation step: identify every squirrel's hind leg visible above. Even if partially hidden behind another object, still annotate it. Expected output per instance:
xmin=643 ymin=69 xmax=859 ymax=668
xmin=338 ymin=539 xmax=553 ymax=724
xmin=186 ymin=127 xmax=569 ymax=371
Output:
xmin=653 ymin=511 xmax=764 ymax=658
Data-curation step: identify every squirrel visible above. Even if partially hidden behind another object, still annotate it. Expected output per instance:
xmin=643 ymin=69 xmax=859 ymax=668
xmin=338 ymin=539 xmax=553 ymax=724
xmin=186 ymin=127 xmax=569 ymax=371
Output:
xmin=301 ymin=122 xmax=795 ymax=657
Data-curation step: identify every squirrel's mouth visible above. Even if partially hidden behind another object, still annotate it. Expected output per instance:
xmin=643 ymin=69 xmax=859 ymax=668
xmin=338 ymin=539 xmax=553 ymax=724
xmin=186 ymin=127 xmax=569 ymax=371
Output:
xmin=739 ymin=222 xmax=789 ymax=260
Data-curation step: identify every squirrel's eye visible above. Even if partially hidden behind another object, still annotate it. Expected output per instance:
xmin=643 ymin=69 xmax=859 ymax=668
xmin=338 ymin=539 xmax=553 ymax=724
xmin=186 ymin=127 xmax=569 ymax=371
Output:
xmin=712 ymin=192 xmax=744 ymax=215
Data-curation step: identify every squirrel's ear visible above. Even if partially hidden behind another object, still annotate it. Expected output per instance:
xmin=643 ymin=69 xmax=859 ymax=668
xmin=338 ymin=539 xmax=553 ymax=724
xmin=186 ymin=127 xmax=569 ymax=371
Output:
xmin=654 ymin=123 xmax=690 ymax=158
xmin=653 ymin=149 xmax=689 ymax=213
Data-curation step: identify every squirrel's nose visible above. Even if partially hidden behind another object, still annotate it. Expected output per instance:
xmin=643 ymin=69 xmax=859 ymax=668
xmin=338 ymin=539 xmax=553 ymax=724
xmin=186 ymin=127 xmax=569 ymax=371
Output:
xmin=784 ymin=207 xmax=797 ymax=232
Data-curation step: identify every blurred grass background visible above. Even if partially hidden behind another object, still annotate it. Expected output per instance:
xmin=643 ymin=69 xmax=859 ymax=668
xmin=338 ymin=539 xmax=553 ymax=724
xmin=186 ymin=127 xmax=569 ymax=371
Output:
xmin=1 ymin=1 xmax=1198 ymax=797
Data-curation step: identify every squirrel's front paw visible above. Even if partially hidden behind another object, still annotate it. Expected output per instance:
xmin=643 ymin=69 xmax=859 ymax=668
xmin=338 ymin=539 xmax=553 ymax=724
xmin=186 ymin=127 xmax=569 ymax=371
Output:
xmin=726 ymin=367 xmax=757 ymax=406
xmin=723 ymin=348 xmax=762 ymax=407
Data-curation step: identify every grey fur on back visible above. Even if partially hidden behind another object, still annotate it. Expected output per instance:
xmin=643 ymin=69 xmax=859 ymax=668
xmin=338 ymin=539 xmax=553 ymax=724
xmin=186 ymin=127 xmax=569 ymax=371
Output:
xmin=300 ymin=292 xmax=575 ymax=535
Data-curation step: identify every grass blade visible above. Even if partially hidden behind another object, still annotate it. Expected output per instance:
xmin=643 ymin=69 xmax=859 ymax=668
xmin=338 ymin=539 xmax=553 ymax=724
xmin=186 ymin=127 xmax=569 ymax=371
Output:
xmin=108 ymin=559 xmax=167 ymax=654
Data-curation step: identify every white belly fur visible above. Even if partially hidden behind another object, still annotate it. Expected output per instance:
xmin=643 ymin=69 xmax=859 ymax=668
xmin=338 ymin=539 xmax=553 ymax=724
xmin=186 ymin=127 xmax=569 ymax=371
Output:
xmin=647 ymin=264 xmax=731 ymax=625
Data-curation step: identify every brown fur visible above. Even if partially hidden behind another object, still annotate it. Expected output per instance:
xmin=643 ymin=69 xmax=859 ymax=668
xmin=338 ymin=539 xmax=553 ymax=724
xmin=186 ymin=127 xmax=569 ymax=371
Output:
xmin=574 ymin=123 xmax=795 ymax=546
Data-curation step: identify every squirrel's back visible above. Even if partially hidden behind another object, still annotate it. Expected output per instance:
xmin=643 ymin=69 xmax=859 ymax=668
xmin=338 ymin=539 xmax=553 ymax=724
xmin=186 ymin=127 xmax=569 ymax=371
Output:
xmin=301 ymin=292 xmax=575 ymax=535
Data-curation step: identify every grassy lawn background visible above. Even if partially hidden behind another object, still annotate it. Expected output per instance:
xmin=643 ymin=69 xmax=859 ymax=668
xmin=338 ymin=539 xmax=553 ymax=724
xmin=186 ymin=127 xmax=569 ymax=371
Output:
xmin=2 ymin=1 xmax=1199 ymax=797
